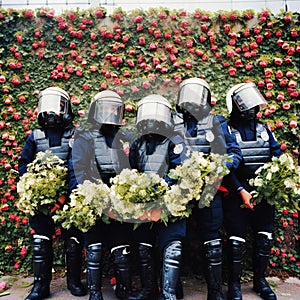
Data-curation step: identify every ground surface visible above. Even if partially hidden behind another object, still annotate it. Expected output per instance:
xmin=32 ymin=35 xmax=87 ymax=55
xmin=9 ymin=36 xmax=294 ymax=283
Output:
xmin=0 ymin=274 xmax=300 ymax=299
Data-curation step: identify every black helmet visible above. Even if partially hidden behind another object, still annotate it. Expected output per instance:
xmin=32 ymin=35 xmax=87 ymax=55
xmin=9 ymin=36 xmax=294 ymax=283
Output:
xmin=87 ymin=90 xmax=124 ymax=127
xmin=226 ymin=82 xmax=267 ymax=120
xmin=177 ymin=77 xmax=211 ymax=120
xmin=136 ymin=94 xmax=173 ymax=134
xmin=37 ymin=87 xmax=73 ymax=129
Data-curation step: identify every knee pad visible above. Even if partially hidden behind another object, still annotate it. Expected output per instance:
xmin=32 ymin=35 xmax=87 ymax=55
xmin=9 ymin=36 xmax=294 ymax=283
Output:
xmin=204 ymin=239 xmax=222 ymax=264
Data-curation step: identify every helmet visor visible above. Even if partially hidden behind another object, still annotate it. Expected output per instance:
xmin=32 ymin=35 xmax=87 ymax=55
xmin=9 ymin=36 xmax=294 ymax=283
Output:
xmin=136 ymin=101 xmax=171 ymax=127
xmin=38 ymin=95 xmax=67 ymax=115
xmin=178 ymin=84 xmax=209 ymax=108
xmin=93 ymin=100 xmax=124 ymax=125
xmin=233 ymin=85 xmax=267 ymax=112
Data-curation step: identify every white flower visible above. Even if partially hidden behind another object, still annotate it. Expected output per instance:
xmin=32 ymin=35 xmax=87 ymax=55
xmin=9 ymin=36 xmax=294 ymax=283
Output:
xmin=250 ymin=153 xmax=300 ymax=210
xmin=53 ymin=179 xmax=110 ymax=232
xmin=16 ymin=151 xmax=68 ymax=216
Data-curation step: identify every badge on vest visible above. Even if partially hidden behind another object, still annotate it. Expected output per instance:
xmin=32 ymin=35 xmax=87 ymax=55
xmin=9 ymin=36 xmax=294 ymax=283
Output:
xmin=174 ymin=143 xmax=184 ymax=154
xmin=205 ymin=130 xmax=215 ymax=142
xmin=69 ymin=137 xmax=74 ymax=148
xmin=261 ymin=131 xmax=269 ymax=141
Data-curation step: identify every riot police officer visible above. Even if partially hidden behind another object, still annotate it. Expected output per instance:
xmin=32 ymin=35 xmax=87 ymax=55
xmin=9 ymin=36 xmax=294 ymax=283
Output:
xmin=129 ymin=94 xmax=187 ymax=300
xmin=19 ymin=87 xmax=86 ymax=300
xmin=174 ymin=78 xmax=242 ymax=300
xmin=223 ymin=82 xmax=280 ymax=300
xmin=69 ymin=90 xmax=133 ymax=300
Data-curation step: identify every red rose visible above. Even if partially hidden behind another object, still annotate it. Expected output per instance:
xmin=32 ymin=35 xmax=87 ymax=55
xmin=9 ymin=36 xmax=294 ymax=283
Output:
xmin=228 ymin=67 xmax=236 ymax=76
xmin=286 ymin=71 xmax=294 ymax=78
xmin=134 ymin=15 xmax=143 ymax=23
xmin=275 ymin=121 xmax=284 ymax=128
xmin=282 ymin=103 xmax=291 ymax=110
xmin=274 ymin=57 xmax=282 ymax=65
xmin=0 ymin=75 xmax=6 ymax=83
xmin=276 ymin=93 xmax=284 ymax=101
xmin=284 ymin=15 xmax=292 ymax=22
xmin=264 ymin=69 xmax=273 ymax=77
xmin=94 ymin=9 xmax=103 ymax=18
xmin=289 ymin=120 xmax=297 ymax=128
xmin=5 ymin=245 xmax=12 ymax=253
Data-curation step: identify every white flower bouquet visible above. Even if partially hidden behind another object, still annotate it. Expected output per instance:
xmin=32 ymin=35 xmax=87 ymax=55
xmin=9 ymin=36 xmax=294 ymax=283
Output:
xmin=16 ymin=150 xmax=68 ymax=216
xmin=249 ymin=153 xmax=300 ymax=211
xmin=165 ymin=151 xmax=231 ymax=218
xmin=53 ymin=179 xmax=111 ymax=232
xmin=108 ymin=151 xmax=231 ymax=225
xmin=109 ymin=168 xmax=169 ymax=224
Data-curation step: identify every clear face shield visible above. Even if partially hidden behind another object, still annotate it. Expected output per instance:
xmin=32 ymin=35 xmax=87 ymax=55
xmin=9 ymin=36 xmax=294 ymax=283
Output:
xmin=93 ymin=99 xmax=124 ymax=126
xmin=38 ymin=95 xmax=68 ymax=115
xmin=232 ymin=84 xmax=267 ymax=112
xmin=178 ymin=83 xmax=209 ymax=109
xmin=136 ymin=96 xmax=173 ymax=134
xmin=177 ymin=81 xmax=211 ymax=119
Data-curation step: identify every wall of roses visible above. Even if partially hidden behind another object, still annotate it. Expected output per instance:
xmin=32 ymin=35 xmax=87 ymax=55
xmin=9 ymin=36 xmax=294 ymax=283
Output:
xmin=0 ymin=6 xmax=299 ymax=275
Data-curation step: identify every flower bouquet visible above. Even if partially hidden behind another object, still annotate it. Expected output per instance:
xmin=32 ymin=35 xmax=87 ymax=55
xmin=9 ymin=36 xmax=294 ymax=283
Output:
xmin=109 ymin=168 xmax=169 ymax=224
xmin=165 ymin=151 xmax=231 ymax=219
xmin=249 ymin=153 xmax=300 ymax=211
xmin=108 ymin=151 xmax=231 ymax=226
xmin=16 ymin=150 xmax=68 ymax=216
xmin=53 ymin=179 xmax=111 ymax=232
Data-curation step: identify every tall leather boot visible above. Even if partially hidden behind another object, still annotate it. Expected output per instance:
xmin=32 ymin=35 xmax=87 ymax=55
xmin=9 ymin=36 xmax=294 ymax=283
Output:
xmin=86 ymin=243 xmax=103 ymax=300
xmin=227 ymin=238 xmax=246 ymax=300
xmin=160 ymin=240 xmax=183 ymax=300
xmin=128 ymin=243 xmax=158 ymax=300
xmin=25 ymin=236 xmax=53 ymax=300
xmin=253 ymin=233 xmax=277 ymax=300
xmin=111 ymin=245 xmax=132 ymax=299
xmin=204 ymin=239 xmax=225 ymax=300
xmin=65 ymin=237 xmax=87 ymax=296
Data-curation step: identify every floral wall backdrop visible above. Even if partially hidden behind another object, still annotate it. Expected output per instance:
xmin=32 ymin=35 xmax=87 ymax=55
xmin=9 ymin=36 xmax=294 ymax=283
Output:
xmin=0 ymin=6 xmax=299 ymax=275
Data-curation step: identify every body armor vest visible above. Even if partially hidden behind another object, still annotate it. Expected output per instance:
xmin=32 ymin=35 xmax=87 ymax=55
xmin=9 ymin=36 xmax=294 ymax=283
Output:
xmin=90 ymin=129 xmax=126 ymax=183
xmin=174 ymin=114 xmax=214 ymax=154
xmin=33 ymin=129 xmax=73 ymax=163
xmin=232 ymin=123 xmax=271 ymax=179
xmin=135 ymin=137 xmax=170 ymax=178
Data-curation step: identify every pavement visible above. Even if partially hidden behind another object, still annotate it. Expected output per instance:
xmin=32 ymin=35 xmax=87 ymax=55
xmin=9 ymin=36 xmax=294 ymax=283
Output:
xmin=1 ymin=273 xmax=300 ymax=299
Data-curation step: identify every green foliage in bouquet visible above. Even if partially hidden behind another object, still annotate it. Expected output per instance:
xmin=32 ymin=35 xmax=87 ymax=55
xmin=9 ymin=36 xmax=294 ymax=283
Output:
xmin=109 ymin=168 xmax=169 ymax=223
xmin=53 ymin=179 xmax=111 ymax=232
xmin=16 ymin=151 xmax=68 ymax=216
xmin=249 ymin=153 xmax=300 ymax=211
xmin=166 ymin=151 xmax=231 ymax=215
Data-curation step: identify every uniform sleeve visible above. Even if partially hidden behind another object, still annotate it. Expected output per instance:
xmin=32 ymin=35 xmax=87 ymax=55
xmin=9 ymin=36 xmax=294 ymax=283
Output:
xmin=215 ymin=115 xmax=242 ymax=171
xmin=265 ymin=125 xmax=281 ymax=158
xmin=68 ymin=134 xmax=93 ymax=192
xmin=18 ymin=133 xmax=36 ymax=176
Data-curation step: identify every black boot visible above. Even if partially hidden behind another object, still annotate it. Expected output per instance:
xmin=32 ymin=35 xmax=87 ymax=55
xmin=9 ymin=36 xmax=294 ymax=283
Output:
xmin=111 ymin=245 xmax=132 ymax=299
xmin=160 ymin=240 xmax=183 ymax=300
xmin=65 ymin=237 xmax=87 ymax=296
xmin=175 ymin=278 xmax=184 ymax=299
xmin=253 ymin=234 xmax=277 ymax=300
xmin=25 ymin=237 xmax=53 ymax=300
xmin=227 ymin=239 xmax=246 ymax=300
xmin=128 ymin=243 xmax=158 ymax=300
xmin=204 ymin=239 xmax=225 ymax=300
xmin=86 ymin=244 xmax=103 ymax=300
